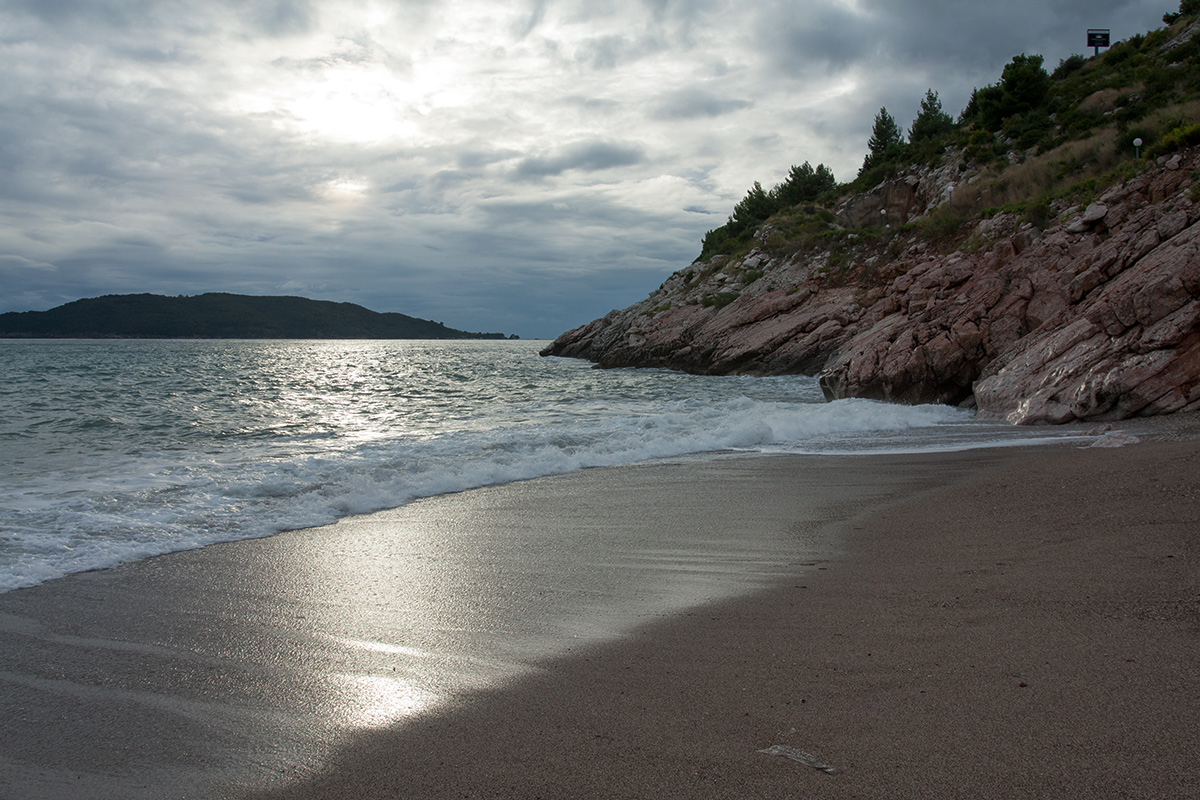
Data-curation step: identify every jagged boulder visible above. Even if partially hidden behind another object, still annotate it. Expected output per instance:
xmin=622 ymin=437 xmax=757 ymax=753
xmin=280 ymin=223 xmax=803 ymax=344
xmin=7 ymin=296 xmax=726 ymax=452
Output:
xmin=834 ymin=156 xmax=965 ymax=229
xmin=542 ymin=149 xmax=1200 ymax=424
xmin=972 ymin=203 xmax=1200 ymax=422
xmin=821 ymin=152 xmax=1200 ymax=421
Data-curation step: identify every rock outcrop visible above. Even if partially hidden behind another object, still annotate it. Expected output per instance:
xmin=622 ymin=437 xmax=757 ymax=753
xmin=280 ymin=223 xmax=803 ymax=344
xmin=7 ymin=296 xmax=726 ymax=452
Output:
xmin=834 ymin=157 xmax=964 ymax=229
xmin=542 ymin=150 xmax=1200 ymax=424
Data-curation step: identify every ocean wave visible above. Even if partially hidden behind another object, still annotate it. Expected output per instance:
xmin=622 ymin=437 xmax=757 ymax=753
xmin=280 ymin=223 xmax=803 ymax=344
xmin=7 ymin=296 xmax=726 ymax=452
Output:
xmin=0 ymin=340 xmax=1069 ymax=593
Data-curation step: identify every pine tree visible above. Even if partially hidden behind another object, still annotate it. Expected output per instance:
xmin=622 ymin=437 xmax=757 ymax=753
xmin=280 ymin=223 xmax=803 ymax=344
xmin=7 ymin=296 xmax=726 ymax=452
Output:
xmin=774 ymin=162 xmax=837 ymax=206
xmin=868 ymin=107 xmax=903 ymax=155
xmin=727 ymin=181 xmax=780 ymax=235
xmin=1164 ymin=0 xmax=1200 ymax=24
xmin=972 ymin=54 xmax=1050 ymax=131
xmin=861 ymin=107 xmax=904 ymax=173
xmin=908 ymin=89 xmax=954 ymax=143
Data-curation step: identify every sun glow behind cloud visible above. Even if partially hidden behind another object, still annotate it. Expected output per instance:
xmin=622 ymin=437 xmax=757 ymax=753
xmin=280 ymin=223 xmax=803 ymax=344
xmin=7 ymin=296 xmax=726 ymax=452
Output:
xmin=223 ymin=3 xmax=493 ymax=147
xmin=229 ymin=56 xmax=420 ymax=145
xmin=283 ymin=64 xmax=418 ymax=144
xmin=325 ymin=177 xmax=370 ymax=197
xmin=229 ymin=2 xmax=711 ymax=153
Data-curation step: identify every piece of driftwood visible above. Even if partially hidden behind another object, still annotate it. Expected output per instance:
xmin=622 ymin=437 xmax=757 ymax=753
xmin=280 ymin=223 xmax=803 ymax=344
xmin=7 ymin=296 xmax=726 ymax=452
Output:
xmin=758 ymin=744 xmax=836 ymax=774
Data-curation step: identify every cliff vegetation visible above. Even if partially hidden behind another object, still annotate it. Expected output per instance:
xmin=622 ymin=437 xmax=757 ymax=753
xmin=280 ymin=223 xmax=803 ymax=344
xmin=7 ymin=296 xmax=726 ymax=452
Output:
xmin=542 ymin=5 xmax=1200 ymax=424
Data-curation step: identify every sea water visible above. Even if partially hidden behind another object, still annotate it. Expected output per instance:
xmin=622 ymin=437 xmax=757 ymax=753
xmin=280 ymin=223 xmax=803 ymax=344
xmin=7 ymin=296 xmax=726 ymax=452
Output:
xmin=0 ymin=338 xmax=1078 ymax=593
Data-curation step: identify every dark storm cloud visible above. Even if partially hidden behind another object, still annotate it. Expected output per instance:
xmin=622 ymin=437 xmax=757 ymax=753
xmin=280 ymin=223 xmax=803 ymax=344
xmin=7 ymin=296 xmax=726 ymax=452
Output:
xmin=4 ymin=0 xmax=314 ymax=37
xmin=652 ymin=87 xmax=753 ymax=120
xmin=456 ymin=148 xmax=521 ymax=170
xmin=757 ymin=0 xmax=875 ymax=76
xmin=3 ymin=0 xmax=143 ymax=25
xmin=756 ymin=0 xmax=1166 ymax=102
xmin=513 ymin=141 xmax=647 ymax=180
xmin=245 ymin=0 xmax=316 ymax=36
xmin=859 ymin=0 xmax=1169 ymax=83
xmin=760 ymin=0 xmax=1167 ymax=78
xmin=112 ymin=43 xmax=203 ymax=64
xmin=480 ymin=194 xmax=660 ymax=233
xmin=572 ymin=34 xmax=647 ymax=69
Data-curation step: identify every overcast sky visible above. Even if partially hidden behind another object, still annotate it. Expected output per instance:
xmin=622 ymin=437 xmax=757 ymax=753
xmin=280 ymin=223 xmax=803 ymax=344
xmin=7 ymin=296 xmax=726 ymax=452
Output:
xmin=0 ymin=0 xmax=1171 ymax=338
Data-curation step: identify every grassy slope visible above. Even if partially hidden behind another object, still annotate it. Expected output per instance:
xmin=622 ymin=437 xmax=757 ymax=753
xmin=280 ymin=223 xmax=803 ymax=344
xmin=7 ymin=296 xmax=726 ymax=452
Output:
xmin=696 ymin=13 xmax=1200 ymax=274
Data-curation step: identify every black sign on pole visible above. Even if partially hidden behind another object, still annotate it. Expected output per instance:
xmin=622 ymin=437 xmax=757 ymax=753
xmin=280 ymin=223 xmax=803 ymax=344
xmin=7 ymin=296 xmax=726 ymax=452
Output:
xmin=1088 ymin=28 xmax=1111 ymax=55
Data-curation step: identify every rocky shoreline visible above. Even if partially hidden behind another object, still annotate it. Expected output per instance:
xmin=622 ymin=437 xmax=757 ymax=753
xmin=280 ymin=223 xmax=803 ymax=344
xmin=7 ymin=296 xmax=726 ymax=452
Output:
xmin=542 ymin=149 xmax=1200 ymax=424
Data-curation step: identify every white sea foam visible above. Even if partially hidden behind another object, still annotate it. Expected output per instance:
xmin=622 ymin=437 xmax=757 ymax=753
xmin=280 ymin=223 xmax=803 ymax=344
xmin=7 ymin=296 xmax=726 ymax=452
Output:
xmin=0 ymin=339 xmax=1080 ymax=592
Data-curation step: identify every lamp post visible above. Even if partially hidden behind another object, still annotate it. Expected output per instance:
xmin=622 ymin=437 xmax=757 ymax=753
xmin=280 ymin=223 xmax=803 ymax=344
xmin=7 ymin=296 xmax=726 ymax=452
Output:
xmin=881 ymin=208 xmax=888 ymax=228
xmin=1133 ymin=137 xmax=1143 ymax=159
xmin=947 ymin=183 xmax=955 ymax=213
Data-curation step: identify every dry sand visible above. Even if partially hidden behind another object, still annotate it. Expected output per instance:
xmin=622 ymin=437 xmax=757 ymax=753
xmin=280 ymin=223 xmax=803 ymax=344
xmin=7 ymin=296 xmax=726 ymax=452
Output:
xmin=1 ymin=425 xmax=1197 ymax=799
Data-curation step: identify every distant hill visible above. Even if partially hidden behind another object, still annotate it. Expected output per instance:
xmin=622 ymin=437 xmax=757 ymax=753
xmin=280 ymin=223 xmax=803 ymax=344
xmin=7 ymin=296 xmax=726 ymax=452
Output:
xmin=0 ymin=293 xmax=510 ymax=340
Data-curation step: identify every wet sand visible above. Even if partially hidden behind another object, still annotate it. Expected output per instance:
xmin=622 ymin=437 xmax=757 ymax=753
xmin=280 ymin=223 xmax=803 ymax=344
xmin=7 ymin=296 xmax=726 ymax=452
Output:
xmin=1 ymin=426 xmax=1198 ymax=799
xmin=253 ymin=433 xmax=1200 ymax=799
xmin=0 ymin=449 xmax=942 ymax=798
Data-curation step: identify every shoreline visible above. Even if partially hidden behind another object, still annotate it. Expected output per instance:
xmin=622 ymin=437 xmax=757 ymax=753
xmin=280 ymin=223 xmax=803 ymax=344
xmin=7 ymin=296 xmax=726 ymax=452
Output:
xmin=0 ymin=448 xmax=959 ymax=798
xmin=0 ymin=428 xmax=1196 ymax=798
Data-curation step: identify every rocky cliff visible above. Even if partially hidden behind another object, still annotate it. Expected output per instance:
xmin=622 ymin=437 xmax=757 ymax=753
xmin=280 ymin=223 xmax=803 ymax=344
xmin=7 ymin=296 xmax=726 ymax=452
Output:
xmin=541 ymin=149 xmax=1200 ymax=424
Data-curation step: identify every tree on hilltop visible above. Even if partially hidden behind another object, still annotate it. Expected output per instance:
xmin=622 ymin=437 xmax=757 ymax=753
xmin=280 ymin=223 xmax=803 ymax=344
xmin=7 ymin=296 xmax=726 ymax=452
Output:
xmin=696 ymin=160 xmax=838 ymax=261
xmin=908 ymin=89 xmax=954 ymax=143
xmin=774 ymin=161 xmax=837 ymax=206
xmin=1164 ymin=0 xmax=1200 ymax=24
xmin=860 ymin=107 xmax=905 ymax=174
xmin=867 ymin=107 xmax=904 ymax=156
xmin=730 ymin=181 xmax=777 ymax=231
xmin=969 ymin=54 xmax=1051 ymax=131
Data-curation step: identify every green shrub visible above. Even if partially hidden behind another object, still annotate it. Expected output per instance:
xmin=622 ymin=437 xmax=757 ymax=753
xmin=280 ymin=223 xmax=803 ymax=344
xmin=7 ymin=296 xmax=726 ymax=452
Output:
xmin=1166 ymin=39 xmax=1200 ymax=64
xmin=1056 ymin=107 xmax=1105 ymax=139
xmin=1049 ymin=176 xmax=1101 ymax=207
xmin=964 ymin=129 xmax=1003 ymax=165
xmin=1003 ymin=109 xmax=1054 ymax=150
xmin=701 ymin=291 xmax=740 ymax=309
xmin=774 ymin=162 xmax=837 ymax=206
xmin=908 ymin=211 xmax=967 ymax=242
xmin=1021 ymin=197 xmax=1052 ymax=229
xmin=1153 ymin=122 xmax=1200 ymax=155
xmin=1113 ymin=97 xmax=1152 ymax=125
xmin=1053 ymin=54 xmax=1087 ymax=79
xmin=1164 ymin=0 xmax=1200 ymax=24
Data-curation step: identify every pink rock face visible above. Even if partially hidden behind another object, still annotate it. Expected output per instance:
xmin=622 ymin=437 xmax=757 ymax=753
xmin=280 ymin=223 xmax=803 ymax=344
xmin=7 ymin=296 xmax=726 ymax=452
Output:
xmin=542 ymin=149 xmax=1200 ymax=424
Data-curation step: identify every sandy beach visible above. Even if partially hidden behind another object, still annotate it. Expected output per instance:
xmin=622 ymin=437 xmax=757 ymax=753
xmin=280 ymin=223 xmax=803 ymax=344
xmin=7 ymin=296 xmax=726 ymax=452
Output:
xmin=251 ymin=431 xmax=1199 ymax=800
xmin=1 ymin=423 xmax=1197 ymax=799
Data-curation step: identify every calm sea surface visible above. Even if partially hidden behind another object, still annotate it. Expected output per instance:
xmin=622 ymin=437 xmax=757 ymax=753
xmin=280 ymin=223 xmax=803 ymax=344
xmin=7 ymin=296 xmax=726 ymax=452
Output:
xmin=0 ymin=339 xmax=1077 ymax=593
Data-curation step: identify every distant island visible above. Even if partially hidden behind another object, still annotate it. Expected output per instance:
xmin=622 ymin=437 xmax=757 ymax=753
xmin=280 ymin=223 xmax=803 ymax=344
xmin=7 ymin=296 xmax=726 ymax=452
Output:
xmin=0 ymin=293 xmax=512 ymax=340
